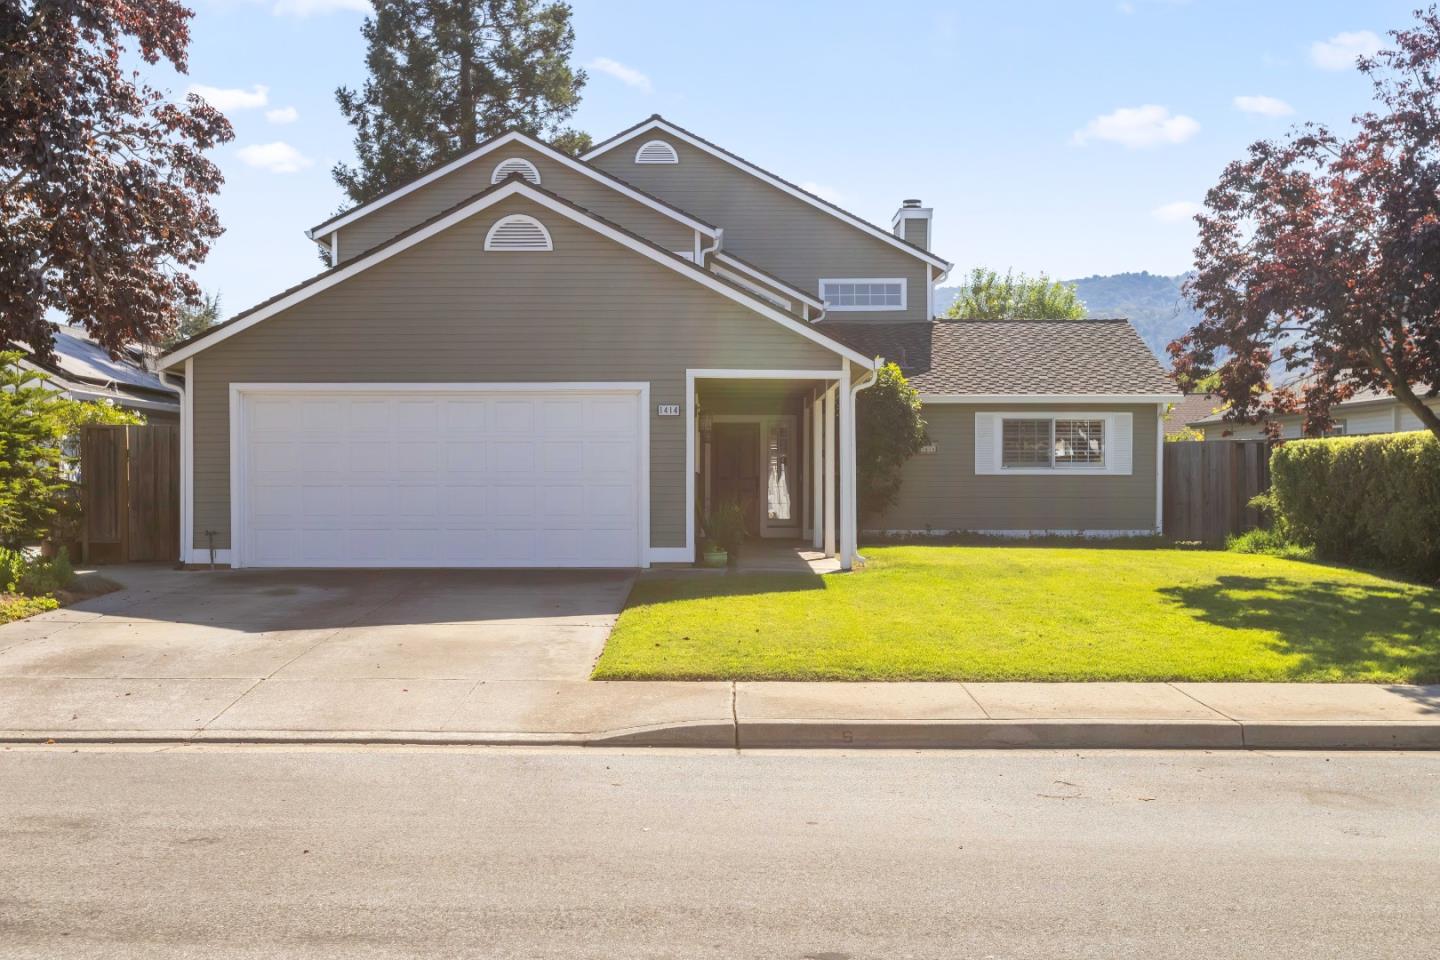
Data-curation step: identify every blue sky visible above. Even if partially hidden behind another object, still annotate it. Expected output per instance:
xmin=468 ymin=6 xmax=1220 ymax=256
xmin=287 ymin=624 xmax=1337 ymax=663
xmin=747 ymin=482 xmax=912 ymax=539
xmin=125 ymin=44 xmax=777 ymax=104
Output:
xmin=174 ymin=0 xmax=1418 ymax=314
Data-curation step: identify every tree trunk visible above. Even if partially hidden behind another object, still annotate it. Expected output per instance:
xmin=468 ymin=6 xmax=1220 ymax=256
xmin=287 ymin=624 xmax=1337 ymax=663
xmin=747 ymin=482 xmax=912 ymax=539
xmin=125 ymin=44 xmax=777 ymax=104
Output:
xmin=1367 ymin=343 xmax=1440 ymax=440
xmin=456 ymin=0 xmax=476 ymax=150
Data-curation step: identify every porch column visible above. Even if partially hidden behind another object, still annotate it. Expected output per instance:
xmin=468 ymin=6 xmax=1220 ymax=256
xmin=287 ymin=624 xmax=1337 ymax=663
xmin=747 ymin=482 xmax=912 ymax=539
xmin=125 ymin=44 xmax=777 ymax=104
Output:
xmin=801 ymin=393 xmax=811 ymax=540
xmin=823 ymin=383 xmax=836 ymax=558
xmin=838 ymin=361 xmax=855 ymax=571
xmin=811 ymin=390 xmax=824 ymax=550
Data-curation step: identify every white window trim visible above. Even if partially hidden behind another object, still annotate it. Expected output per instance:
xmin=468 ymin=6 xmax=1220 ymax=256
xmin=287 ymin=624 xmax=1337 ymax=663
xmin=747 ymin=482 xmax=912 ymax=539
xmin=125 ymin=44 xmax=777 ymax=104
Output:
xmin=483 ymin=213 xmax=553 ymax=252
xmin=976 ymin=411 xmax=1133 ymax=477
xmin=634 ymin=139 xmax=680 ymax=164
xmin=490 ymin=156 xmax=542 ymax=185
xmin=819 ymin=277 xmax=907 ymax=313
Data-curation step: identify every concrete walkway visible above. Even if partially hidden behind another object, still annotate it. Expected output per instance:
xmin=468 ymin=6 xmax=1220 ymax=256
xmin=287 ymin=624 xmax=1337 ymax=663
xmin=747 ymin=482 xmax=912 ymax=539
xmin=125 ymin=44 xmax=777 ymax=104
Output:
xmin=0 ymin=565 xmax=1436 ymax=749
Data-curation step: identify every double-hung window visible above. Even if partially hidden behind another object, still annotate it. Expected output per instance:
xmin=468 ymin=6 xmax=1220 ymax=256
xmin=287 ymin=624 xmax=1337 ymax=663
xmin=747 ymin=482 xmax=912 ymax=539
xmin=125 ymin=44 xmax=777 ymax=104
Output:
xmin=819 ymin=278 xmax=906 ymax=312
xmin=979 ymin=412 xmax=1132 ymax=475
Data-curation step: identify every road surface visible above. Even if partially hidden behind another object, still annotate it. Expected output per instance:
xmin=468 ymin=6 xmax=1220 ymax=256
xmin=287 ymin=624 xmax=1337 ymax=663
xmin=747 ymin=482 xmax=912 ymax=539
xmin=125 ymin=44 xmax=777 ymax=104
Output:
xmin=2 ymin=746 xmax=1437 ymax=958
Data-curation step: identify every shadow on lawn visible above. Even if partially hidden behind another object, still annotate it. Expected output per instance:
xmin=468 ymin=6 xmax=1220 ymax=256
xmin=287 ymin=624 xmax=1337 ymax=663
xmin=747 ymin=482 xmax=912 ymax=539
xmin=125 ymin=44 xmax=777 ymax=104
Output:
xmin=1159 ymin=575 xmax=1440 ymax=684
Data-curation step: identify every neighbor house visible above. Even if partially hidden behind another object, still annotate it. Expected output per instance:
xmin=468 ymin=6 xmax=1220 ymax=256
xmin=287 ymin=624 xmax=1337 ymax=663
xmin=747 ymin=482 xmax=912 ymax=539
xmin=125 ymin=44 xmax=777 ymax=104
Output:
xmin=158 ymin=115 xmax=1178 ymax=570
xmin=17 ymin=324 xmax=180 ymax=422
xmin=1190 ymin=386 xmax=1439 ymax=440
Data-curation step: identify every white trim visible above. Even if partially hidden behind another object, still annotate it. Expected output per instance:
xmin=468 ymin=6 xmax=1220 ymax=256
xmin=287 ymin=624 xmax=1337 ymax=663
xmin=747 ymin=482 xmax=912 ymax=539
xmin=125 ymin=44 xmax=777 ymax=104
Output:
xmin=483 ymin=213 xmax=553 ymax=251
xmin=1155 ymin=403 xmax=1165 ymax=534
xmin=490 ymin=156 xmax=541 ymax=185
xmin=838 ymin=361 xmax=854 ymax=569
xmin=634 ymin=139 xmax=679 ymax=164
xmin=921 ymin=393 xmax=1185 ymax=405
xmin=180 ymin=359 xmax=194 ymax=561
xmin=647 ymin=547 xmax=692 ymax=564
xmin=162 ymin=180 xmax=876 ymax=370
xmin=823 ymin=383 xmax=836 ymax=558
xmin=226 ymin=381 xmax=651 ymax=570
xmin=890 ymin=206 xmax=933 ymax=232
xmin=811 ymin=391 xmax=823 ymax=550
xmin=712 ymin=265 xmax=792 ymax=310
xmin=583 ymin=118 xmax=952 ymax=271
xmin=328 ymin=231 xmax=338 ymax=267
xmin=308 ymin=130 xmax=717 ymax=239
xmin=818 ymin=277 xmax=907 ymax=313
xmin=712 ymin=252 xmax=825 ymax=309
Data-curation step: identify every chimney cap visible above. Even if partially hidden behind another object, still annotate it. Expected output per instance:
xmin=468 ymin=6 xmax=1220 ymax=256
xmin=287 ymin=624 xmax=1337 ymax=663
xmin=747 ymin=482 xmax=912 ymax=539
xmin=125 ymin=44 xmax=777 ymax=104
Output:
xmin=902 ymin=198 xmax=923 ymax=209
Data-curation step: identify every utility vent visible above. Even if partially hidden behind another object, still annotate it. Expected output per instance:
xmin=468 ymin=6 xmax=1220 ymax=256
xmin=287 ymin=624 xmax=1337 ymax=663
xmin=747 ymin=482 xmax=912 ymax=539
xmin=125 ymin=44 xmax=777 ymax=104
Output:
xmin=634 ymin=139 xmax=679 ymax=164
xmin=484 ymin=214 xmax=553 ymax=252
xmin=491 ymin=157 xmax=541 ymax=185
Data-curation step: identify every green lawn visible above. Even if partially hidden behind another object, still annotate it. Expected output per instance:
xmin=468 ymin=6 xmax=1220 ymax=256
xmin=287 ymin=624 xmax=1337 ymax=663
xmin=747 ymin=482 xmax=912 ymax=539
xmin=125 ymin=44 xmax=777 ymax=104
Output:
xmin=592 ymin=545 xmax=1440 ymax=683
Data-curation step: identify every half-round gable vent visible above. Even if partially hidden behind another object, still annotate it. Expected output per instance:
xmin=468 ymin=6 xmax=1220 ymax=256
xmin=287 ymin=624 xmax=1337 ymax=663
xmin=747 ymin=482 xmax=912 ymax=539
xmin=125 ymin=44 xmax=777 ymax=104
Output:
xmin=634 ymin=139 xmax=679 ymax=164
xmin=491 ymin=157 xmax=541 ymax=185
xmin=484 ymin=214 xmax=553 ymax=252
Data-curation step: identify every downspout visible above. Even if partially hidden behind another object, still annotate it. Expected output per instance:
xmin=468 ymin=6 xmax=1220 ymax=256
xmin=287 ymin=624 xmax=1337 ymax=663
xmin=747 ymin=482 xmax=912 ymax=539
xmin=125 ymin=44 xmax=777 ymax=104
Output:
xmin=697 ymin=227 xmax=723 ymax=268
xmin=847 ymin=358 xmax=882 ymax=567
xmin=157 ymin=367 xmax=187 ymax=565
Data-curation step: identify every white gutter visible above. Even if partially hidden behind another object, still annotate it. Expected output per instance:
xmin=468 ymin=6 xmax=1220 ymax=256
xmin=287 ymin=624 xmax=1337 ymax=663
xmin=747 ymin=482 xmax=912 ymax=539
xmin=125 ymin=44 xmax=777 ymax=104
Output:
xmin=697 ymin=227 xmax=723 ymax=267
xmin=847 ymin=359 xmax=882 ymax=566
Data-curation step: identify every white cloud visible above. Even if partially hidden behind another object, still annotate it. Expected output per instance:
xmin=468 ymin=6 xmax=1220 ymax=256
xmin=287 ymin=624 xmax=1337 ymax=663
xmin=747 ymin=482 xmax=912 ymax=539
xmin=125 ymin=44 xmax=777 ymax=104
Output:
xmin=588 ymin=57 xmax=652 ymax=93
xmin=1233 ymin=94 xmax=1294 ymax=117
xmin=1152 ymin=200 xmax=1204 ymax=223
xmin=1073 ymin=105 xmax=1200 ymax=148
xmin=271 ymin=0 xmax=372 ymax=15
xmin=265 ymin=106 xmax=300 ymax=124
xmin=798 ymin=181 xmax=845 ymax=205
xmin=1310 ymin=30 xmax=1382 ymax=71
xmin=187 ymin=83 xmax=269 ymax=111
xmin=236 ymin=141 xmax=313 ymax=174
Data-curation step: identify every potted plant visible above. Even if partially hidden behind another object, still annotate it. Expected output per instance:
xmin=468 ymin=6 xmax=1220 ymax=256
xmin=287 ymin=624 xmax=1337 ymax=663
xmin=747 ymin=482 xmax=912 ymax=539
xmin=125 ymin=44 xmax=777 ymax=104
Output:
xmin=701 ymin=500 xmax=746 ymax=568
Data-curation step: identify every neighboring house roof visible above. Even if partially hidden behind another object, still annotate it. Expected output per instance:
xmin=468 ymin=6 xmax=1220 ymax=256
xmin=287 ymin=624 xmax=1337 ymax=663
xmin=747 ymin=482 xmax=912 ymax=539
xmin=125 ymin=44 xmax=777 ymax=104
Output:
xmin=1187 ymin=383 xmax=1436 ymax=426
xmin=307 ymin=129 xmax=719 ymax=241
xmin=1165 ymin=393 xmax=1220 ymax=436
xmin=162 ymin=177 xmax=875 ymax=370
xmin=824 ymin=319 xmax=1180 ymax=399
xmin=15 ymin=325 xmax=179 ymax=414
xmin=582 ymin=115 xmax=953 ymax=274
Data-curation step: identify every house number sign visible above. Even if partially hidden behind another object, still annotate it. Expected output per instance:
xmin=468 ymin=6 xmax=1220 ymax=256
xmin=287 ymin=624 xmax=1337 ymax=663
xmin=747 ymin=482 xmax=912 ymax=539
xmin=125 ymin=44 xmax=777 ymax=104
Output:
xmin=657 ymin=404 xmax=681 ymax=417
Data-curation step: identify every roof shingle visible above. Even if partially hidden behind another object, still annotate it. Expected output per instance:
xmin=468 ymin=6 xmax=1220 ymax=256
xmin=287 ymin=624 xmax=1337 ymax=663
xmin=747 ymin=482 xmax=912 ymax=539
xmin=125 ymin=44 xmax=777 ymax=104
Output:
xmin=823 ymin=319 xmax=1176 ymax=397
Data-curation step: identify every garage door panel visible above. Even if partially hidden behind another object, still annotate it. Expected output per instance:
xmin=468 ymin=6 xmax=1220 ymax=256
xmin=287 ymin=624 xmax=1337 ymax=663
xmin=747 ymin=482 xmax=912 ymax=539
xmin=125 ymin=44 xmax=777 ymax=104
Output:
xmin=239 ymin=388 xmax=643 ymax=568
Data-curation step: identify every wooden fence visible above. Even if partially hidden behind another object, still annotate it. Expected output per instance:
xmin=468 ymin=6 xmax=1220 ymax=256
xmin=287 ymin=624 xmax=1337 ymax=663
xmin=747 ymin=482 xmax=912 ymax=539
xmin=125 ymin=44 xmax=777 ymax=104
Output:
xmin=79 ymin=424 xmax=180 ymax=563
xmin=1163 ymin=440 xmax=1272 ymax=543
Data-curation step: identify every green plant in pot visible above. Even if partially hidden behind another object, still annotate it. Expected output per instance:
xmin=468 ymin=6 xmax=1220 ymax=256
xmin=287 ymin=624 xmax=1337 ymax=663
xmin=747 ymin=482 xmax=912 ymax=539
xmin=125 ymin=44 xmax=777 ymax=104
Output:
xmin=701 ymin=500 xmax=746 ymax=568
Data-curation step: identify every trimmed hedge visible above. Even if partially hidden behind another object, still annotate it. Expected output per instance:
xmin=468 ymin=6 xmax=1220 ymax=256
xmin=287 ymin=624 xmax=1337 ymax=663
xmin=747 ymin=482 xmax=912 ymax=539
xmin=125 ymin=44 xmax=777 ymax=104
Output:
xmin=1270 ymin=431 xmax=1440 ymax=581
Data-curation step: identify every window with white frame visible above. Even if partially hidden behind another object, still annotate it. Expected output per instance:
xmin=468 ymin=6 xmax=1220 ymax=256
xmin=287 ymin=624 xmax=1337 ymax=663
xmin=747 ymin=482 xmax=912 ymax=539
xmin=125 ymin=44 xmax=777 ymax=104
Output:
xmin=819 ymin=278 xmax=906 ymax=311
xmin=1000 ymin=417 xmax=1105 ymax=469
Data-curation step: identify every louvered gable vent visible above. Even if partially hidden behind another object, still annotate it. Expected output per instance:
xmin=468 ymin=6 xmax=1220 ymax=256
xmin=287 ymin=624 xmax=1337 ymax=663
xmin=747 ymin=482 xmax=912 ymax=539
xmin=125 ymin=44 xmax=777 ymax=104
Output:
xmin=491 ymin=157 xmax=541 ymax=185
xmin=484 ymin=214 xmax=553 ymax=252
xmin=634 ymin=139 xmax=679 ymax=164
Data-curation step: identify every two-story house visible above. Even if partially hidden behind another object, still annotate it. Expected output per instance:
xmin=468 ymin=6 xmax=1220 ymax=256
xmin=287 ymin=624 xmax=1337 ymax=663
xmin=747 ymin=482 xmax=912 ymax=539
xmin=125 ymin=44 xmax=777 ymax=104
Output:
xmin=158 ymin=115 xmax=1177 ymax=570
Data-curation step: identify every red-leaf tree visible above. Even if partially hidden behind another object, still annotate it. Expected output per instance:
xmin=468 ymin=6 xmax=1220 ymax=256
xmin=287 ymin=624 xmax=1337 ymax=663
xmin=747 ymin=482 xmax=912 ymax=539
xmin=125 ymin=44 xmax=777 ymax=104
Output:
xmin=1173 ymin=6 xmax=1440 ymax=440
xmin=1 ymin=0 xmax=232 ymax=361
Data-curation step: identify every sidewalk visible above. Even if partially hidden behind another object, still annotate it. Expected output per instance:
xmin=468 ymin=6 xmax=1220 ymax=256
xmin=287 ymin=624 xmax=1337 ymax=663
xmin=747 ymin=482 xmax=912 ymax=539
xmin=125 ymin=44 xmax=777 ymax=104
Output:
xmin=2 ymin=676 xmax=1436 ymax=749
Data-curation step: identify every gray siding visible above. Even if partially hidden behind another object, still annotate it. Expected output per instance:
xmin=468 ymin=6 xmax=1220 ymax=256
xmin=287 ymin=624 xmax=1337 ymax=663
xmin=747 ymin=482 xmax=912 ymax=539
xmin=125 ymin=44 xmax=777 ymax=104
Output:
xmin=591 ymin=138 xmax=933 ymax=322
xmin=873 ymin=403 xmax=1160 ymax=532
xmin=193 ymin=194 xmax=842 ymax=551
xmin=331 ymin=143 xmax=696 ymax=263
xmin=901 ymin=217 xmax=928 ymax=250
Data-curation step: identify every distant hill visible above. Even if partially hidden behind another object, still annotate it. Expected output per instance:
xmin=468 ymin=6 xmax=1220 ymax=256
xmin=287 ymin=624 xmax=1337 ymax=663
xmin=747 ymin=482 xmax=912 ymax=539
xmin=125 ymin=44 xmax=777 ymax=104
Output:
xmin=934 ymin=271 xmax=1203 ymax=367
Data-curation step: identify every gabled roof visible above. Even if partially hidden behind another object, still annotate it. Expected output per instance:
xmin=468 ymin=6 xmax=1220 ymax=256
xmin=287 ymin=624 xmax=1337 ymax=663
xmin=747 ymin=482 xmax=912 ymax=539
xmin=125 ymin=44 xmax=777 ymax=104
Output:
xmin=307 ymin=130 xmax=719 ymax=241
xmin=823 ymin=319 xmax=1179 ymax=399
xmin=163 ymin=178 xmax=875 ymax=370
xmin=583 ymin=115 xmax=953 ymax=274
xmin=1187 ymin=383 xmax=1436 ymax=426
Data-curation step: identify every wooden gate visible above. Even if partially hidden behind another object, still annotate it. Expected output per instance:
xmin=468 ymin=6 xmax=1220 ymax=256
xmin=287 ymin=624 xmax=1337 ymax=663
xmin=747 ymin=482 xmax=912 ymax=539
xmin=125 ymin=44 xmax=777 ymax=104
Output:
xmin=79 ymin=424 xmax=180 ymax=563
xmin=1163 ymin=440 xmax=1272 ymax=543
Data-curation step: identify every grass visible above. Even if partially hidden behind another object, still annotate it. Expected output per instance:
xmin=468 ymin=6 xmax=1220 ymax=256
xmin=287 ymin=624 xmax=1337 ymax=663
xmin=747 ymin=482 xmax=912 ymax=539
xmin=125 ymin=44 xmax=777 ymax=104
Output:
xmin=592 ymin=545 xmax=1440 ymax=683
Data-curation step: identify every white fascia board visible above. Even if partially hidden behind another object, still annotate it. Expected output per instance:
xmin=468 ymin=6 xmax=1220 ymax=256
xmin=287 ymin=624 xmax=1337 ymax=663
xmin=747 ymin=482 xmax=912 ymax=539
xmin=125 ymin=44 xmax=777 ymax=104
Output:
xmin=583 ymin=118 xmax=953 ymax=272
xmin=163 ymin=180 xmax=875 ymax=370
xmin=920 ymin=393 xmax=1185 ymax=405
xmin=308 ymin=131 xmax=718 ymax=241
xmin=711 ymin=252 xmax=824 ymax=309
xmin=890 ymin=207 xmax=933 ymax=230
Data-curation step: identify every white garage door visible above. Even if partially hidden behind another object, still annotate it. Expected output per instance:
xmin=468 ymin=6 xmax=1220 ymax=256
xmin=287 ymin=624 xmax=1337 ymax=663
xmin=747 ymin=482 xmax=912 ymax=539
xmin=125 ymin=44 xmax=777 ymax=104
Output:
xmin=236 ymin=387 xmax=644 ymax=568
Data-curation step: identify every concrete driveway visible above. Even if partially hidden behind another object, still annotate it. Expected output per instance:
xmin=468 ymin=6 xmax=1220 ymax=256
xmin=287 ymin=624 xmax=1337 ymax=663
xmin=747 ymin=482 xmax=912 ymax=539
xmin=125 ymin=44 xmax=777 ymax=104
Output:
xmin=0 ymin=566 xmax=733 ymax=743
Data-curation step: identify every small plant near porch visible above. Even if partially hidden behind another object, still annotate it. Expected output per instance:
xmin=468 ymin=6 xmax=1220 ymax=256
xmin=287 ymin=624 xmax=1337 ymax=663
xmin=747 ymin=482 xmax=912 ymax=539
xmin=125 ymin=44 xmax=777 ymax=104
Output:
xmin=700 ymin=500 xmax=747 ymax=567
xmin=856 ymin=363 xmax=927 ymax=519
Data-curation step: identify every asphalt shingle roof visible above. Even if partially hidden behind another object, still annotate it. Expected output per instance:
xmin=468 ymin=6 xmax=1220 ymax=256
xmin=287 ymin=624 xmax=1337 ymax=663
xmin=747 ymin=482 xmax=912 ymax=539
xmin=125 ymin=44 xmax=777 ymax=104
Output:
xmin=823 ymin=319 xmax=1176 ymax=396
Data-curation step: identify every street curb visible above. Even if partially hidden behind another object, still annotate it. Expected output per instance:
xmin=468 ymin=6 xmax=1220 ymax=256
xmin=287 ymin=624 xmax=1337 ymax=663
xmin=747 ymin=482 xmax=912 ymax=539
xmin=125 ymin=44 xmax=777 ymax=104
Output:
xmin=3 ymin=719 xmax=1438 ymax=749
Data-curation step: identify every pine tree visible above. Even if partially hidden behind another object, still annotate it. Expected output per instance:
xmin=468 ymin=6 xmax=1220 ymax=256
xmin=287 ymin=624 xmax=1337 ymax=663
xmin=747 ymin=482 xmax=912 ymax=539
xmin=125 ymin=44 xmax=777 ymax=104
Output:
xmin=333 ymin=0 xmax=590 ymax=206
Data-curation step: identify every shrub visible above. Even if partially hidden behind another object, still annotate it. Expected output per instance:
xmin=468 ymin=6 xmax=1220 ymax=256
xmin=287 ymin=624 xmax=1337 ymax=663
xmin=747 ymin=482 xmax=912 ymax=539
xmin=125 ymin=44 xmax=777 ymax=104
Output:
xmin=18 ymin=549 xmax=74 ymax=595
xmin=857 ymin=362 xmax=927 ymax=518
xmin=1269 ymin=431 xmax=1440 ymax=580
xmin=1226 ymin=527 xmax=1314 ymax=561
xmin=702 ymin=501 xmax=747 ymax=555
xmin=0 ymin=546 xmax=25 ymax=592
xmin=0 ymin=595 xmax=59 ymax=623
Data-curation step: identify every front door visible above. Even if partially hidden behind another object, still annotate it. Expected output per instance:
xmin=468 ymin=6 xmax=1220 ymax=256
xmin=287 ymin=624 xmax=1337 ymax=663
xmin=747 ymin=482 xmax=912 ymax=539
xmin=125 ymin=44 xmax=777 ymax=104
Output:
xmin=713 ymin=422 xmax=762 ymax=535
